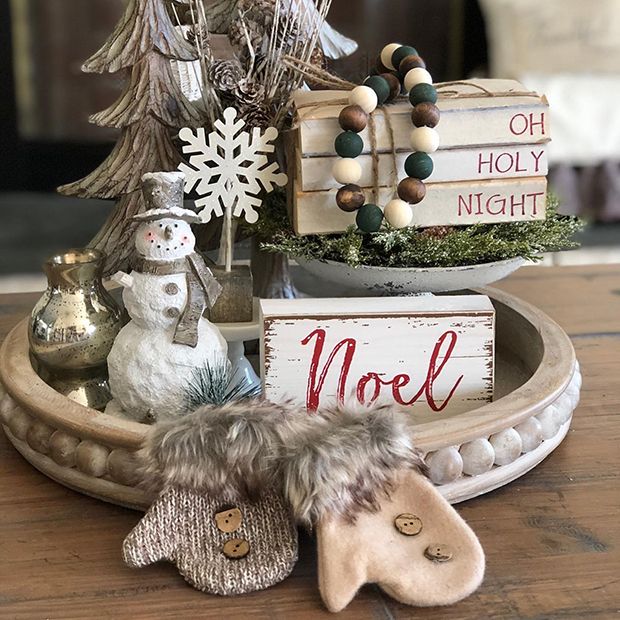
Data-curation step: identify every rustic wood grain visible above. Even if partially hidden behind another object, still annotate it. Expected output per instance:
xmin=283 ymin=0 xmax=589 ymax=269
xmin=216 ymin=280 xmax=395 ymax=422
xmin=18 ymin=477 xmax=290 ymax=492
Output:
xmin=1 ymin=265 xmax=619 ymax=618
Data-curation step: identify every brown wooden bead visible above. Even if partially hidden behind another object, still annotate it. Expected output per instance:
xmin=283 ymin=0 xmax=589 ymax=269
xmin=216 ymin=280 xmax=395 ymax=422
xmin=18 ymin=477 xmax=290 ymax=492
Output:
xmin=375 ymin=56 xmax=391 ymax=74
xmin=336 ymin=184 xmax=366 ymax=212
xmin=411 ymin=102 xmax=441 ymax=128
xmin=380 ymin=73 xmax=401 ymax=102
xmin=398 ymin=177 xmax=426 ymax=204
xmin=399 ymin=54 xmax=426 ymax=75
xmin=338 ymin=105 xmax=369 ymax=133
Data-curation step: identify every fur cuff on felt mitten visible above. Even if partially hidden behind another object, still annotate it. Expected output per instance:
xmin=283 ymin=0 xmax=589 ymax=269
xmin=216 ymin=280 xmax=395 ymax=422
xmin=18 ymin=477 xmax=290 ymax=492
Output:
xmin=122 ymin=399 xmax=301 ymax=596
xmin=281 ymin=405 xmax=486 ymax=613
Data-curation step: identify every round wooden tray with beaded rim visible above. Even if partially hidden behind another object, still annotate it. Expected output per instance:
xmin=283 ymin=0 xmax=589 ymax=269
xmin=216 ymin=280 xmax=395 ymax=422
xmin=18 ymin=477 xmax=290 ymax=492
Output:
xmin=0 ymin=286 xmax=580 ymax=510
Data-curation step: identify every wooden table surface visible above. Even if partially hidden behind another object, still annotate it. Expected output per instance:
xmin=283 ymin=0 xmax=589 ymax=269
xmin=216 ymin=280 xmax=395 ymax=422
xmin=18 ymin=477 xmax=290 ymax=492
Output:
xmin=1 ymin=264 xmax=619 ymax=619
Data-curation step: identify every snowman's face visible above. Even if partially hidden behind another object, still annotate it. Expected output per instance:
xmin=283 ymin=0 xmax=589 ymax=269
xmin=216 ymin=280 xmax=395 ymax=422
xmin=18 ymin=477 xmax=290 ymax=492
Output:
xmin=135 ymin=218 xmax=195 ymax=260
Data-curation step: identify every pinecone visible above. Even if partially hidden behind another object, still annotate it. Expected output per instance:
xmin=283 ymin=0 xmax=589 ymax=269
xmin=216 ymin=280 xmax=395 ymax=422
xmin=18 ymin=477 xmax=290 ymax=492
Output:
xmin=186 ymin=23 xmax=210 ymax=46
xmin=305 ymin=44 xmax=328 ymax=89
xmin=238 ymin=102 xmax=273 ymax=129
xmin=232 ymin=78 xmax=265 ymax=107
xmin=420 ymin=226 xmax=454 ymax=239
xmin=229 ymin=0 xmax=276 ymax=54
xmin=208 ymin=59 xmax=245 ymax=93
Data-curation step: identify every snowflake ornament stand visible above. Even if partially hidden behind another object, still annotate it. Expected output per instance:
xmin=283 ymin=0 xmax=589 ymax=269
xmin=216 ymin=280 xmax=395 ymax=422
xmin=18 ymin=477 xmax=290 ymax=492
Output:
xmin=179 ymin=107 xmax=287 ymax=322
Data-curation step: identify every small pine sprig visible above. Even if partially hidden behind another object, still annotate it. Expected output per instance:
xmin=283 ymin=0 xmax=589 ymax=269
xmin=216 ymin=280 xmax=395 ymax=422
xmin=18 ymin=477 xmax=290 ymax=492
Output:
xmin=184 ymin=358 xmax=261 ymax=412
xmin=254 ymin=193 xmax=583 ymax=269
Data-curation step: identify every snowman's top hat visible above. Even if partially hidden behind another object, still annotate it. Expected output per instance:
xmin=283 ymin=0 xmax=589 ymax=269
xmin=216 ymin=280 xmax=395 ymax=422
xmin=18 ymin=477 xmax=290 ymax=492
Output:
xmin=133 ymin=171 xmax=201 ymax=224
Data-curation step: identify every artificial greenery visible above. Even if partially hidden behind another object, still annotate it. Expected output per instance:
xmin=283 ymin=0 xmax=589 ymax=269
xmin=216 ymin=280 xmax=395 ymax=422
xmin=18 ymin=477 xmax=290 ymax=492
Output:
xmin=184 ymin=359 xmax=260 ymax=411
xmin=253 ymin=191 xmax=583 ymax=268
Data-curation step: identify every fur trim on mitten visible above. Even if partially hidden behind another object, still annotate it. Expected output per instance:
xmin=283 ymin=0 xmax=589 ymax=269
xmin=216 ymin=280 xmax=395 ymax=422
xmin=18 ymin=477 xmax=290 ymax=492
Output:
xmin=123 ymin=399 xmax=307 ymax=596
xmin=281 ymin=404 xmax=426 ymax=528
xmin=137 ymin=398 xmax=302 ymax=500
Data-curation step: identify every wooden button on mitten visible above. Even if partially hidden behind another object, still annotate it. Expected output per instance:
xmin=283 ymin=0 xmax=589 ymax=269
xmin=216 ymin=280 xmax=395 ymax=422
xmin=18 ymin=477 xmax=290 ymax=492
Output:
xmin=122 ymin=400 xmax=299 ymax=596
xmin=281 ymin=405 xmax=485 ymax=612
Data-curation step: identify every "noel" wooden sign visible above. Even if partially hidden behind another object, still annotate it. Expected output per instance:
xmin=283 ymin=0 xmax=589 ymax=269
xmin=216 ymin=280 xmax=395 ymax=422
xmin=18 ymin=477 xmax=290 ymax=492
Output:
xmin=260 ymin=296 xmax=495 ymax=418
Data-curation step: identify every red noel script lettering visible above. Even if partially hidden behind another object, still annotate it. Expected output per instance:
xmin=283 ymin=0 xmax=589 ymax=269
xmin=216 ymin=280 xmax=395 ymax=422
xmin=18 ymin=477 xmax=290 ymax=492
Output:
xmin=301 ymin=328 xmax=355 ymax=411
xmin=301 ymin=328 xmax=464 ymax=412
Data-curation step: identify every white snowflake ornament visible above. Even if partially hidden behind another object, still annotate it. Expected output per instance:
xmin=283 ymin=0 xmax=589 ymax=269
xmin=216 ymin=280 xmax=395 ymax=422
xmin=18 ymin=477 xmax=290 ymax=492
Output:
xmin=178 ymin=107 xmax=288 ymax=224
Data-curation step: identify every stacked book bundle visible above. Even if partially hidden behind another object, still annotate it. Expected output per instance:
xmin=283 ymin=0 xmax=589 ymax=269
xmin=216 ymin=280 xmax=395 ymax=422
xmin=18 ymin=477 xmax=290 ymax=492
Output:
xmin=290 ymin=79 xmax=550 ymax=235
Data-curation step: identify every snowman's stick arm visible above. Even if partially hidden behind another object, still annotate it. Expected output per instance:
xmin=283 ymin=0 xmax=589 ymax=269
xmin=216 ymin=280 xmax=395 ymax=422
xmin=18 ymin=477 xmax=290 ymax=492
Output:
xmin=111 ymin=271 xmax=135 ymax=289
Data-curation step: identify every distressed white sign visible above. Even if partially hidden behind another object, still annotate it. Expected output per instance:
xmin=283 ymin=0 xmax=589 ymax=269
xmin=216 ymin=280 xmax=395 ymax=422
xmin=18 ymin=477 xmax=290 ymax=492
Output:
xmin=260 ymin=296 xmax=495 ymax=420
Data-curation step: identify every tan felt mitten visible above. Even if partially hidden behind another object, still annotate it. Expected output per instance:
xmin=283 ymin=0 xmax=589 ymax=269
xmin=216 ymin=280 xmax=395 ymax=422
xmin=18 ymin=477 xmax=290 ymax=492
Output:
xmin=122 ymin=400 xmax=299 ymax=595
xmin=282 ymin=406 xmax=485 ymax=612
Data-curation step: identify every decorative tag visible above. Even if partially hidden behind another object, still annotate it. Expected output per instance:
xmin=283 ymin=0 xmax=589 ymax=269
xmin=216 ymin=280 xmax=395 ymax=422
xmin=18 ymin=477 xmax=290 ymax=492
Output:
xmin=260 ymin=296 xmax=495 ymax=420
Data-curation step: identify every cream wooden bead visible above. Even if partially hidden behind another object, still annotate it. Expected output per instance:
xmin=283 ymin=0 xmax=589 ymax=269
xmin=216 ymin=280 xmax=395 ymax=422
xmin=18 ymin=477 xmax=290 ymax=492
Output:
xmin=332 ymin=158 xmax=362 ymax=185
xmin=348 ymin=85 xmax=378 ymax=114
xmin=410 ymin=127 xmax=440 ymax=153
xmin=26 ymin=420 xmax=54 ymax=454
xmin=489 ymin=428 xmax=522 ymax=465
xmin=384 ymin=199 xmax=413 ymax=228
xmin=49 ymin=431 xmax=80 ymax=467
xmin=380 ymin=43 xmax=402 ymax=70
xmin=107 ymin=449 xmax=140 ymax=486
xmin=0 ymin=393 xmax=16 ymax=424
xmin=460 ymin=438 xmax=495 ymax=476
xmin=75 ymin=440 xmax=110 ymax=478
xmin=555 ymin=393 xmax=573 ymax=424
xmin=515 ymin=417 xmax=544 ymax=452
xmin=536 ymin=405 xmax=562 ymax=440
xmin=427 ymin=447 xmax=463 ymax=485
xmin=404 ymin=67 xmax=433 ymax=92
xmin=7 ymin=407 xmax=31 ymax=441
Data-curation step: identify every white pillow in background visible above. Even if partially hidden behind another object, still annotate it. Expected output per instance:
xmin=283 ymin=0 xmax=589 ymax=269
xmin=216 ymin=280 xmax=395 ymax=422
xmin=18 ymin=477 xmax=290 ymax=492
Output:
xmin=479 ymin=0 xmax=620 ymax=76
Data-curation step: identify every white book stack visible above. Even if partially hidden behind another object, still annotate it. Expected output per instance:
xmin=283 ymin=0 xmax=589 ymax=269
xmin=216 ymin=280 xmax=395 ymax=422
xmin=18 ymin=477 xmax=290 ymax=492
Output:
xmin=290 ymin=79 xmax=550 ymax=235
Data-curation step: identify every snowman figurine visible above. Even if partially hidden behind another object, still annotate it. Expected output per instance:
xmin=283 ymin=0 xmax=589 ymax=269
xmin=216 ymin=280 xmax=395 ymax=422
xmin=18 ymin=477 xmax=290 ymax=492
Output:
xmin=106 ymin=171 xmax=227 ymax=422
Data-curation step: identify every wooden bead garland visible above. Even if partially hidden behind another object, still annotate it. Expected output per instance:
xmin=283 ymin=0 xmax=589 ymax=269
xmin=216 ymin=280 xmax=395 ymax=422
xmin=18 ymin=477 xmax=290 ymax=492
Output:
xmin=331 ymin=42 xmax=440 ymax=233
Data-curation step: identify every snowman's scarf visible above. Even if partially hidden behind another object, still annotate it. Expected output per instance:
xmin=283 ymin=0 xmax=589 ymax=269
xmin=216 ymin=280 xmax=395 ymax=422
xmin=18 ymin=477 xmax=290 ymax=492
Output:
xmin=132 ymin=253 xmax=223 ymax=348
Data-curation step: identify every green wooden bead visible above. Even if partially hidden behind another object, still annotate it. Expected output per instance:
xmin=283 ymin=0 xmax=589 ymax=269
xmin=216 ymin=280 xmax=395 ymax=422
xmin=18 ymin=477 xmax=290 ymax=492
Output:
xmin=392 ymin=45 xmax=418 ymax=71
xmin=409 ymin=83 xmax=438 ymax=106
xmin=405 ymin=152 xmax=434 ymax=180
xmin=364 ymin=75 xmax=390 ymax=105
xmin=335 ymin=131 xmax=364 ymax=158
xmin=356 ymin=203 xmax=384 ymax=233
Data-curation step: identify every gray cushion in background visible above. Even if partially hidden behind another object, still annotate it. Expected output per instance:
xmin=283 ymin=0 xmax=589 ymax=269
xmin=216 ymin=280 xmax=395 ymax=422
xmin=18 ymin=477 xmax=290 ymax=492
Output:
xmin=0 ymin=193 xmax=110 ymax=274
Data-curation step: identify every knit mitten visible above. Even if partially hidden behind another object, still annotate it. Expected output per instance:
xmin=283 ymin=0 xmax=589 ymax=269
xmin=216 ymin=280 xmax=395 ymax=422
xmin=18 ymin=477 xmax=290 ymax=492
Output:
xmin=122 ymin=400 xmax=299 ymax=595
xmin=281 ymin=405 xmax=485 ymax=612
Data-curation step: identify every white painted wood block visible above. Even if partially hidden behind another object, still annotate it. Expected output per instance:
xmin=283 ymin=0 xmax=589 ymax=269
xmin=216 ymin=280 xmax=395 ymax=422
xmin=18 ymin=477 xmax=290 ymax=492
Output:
xmin=293 ymin=177 xmax=547 ymax=235
xmin=260 ymin=296 xmax=495 ymax=419
xmin=299 ymin=144 xmax=548 ymax=191
xmin=293 ymin=79 xmax=550 ymax=156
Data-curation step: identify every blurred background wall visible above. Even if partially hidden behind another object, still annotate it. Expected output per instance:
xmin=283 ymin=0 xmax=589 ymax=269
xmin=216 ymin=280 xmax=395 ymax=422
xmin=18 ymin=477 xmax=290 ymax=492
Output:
xmin=0 ymin=0 xmax=619 ymax=288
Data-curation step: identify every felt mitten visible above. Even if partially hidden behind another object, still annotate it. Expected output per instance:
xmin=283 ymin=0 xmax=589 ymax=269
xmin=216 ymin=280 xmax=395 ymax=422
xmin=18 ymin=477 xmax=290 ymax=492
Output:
xmin=282 ymin=405 xmax=485 ymax=612
xmin=122 ymin=400 xmax=299 ymax=595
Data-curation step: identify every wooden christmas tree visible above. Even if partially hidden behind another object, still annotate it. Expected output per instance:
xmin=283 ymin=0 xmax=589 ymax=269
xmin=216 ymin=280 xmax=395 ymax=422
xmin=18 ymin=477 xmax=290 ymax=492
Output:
xmin=58 ymin=0 xmax=201 ymax=275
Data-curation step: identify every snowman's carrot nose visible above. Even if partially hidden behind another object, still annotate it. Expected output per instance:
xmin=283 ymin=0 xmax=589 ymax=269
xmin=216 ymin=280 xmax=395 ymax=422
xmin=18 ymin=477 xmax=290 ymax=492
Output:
xmin=164 ymin=225 xmax=175 ymax=240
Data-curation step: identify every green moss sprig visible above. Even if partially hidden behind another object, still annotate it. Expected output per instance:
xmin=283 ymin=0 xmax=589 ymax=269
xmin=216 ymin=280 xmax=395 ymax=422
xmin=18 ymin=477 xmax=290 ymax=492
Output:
xmin=253 ymin=192 xmax=582 ymax=269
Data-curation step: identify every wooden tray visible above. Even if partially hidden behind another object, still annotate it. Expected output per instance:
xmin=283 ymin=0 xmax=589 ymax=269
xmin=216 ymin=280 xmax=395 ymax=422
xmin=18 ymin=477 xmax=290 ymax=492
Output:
xmin=0 ymin=287 xmax=581 ymax=510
